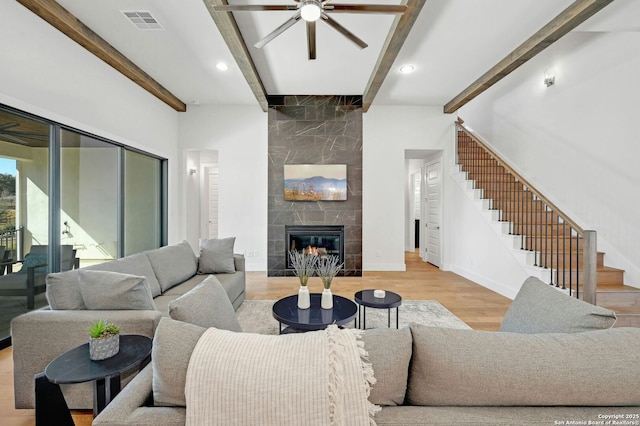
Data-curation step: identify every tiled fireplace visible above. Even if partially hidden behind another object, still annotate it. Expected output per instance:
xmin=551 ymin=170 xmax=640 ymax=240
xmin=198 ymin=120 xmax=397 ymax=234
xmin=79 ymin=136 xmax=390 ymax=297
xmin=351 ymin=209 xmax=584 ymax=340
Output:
xmin=267 ymin=95 xmax=362 ymax=276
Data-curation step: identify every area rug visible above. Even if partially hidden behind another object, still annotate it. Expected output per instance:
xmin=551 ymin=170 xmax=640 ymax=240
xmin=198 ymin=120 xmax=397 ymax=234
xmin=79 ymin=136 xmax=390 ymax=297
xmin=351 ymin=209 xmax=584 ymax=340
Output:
xmin=235 ymin=299 xmax=470 ymax=335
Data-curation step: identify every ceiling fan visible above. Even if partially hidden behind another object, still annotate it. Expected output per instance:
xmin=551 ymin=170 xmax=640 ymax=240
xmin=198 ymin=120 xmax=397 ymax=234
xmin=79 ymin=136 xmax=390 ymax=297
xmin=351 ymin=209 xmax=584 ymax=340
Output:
xmin=214 ymin=0 xmax=407 ymax=60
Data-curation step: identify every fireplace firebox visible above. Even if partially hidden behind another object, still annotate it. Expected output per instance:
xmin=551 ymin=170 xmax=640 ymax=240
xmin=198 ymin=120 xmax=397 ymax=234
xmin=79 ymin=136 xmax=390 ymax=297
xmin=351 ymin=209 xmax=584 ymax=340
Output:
xmin=285 ymin=225 xmax=345 ymax=270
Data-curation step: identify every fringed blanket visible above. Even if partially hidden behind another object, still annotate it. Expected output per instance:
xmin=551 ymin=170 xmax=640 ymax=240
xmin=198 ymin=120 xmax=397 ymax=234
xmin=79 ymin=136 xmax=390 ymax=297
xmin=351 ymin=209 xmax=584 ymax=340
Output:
xmin=185 ymin=325 xmax=379 ymax=426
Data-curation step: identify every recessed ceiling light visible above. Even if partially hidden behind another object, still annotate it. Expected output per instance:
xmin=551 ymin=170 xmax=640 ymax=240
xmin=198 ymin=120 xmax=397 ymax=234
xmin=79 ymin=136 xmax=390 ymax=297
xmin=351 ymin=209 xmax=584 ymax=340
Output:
xmin=216 ymin=62 xmax=229 ymax=71
xmin=399 ymin=64 xmax=415 ymax=74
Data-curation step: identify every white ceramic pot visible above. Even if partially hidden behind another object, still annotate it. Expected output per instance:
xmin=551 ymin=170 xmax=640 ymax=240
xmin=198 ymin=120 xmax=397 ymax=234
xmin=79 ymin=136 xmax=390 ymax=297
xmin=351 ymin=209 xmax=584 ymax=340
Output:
xmin=297 ymin=285 xmax=311 ymax=309
xmin=321 ymin=288 xmax=333 ymax=309
xmin=89 ymin=334 xmax=119 ymax=361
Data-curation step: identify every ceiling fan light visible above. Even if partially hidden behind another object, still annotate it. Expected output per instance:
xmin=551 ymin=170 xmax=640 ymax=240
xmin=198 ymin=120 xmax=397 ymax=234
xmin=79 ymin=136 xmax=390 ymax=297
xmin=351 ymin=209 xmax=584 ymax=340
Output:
xmin=300 ymin=1 xmax=321 ymax=22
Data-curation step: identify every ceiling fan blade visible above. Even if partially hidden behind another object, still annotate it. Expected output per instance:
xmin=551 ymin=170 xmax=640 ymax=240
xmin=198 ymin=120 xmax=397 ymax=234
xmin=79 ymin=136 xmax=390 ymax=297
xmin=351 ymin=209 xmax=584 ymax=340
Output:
xmin=327 ymin=4 xmax=407 ymax=14
xmin=307 ymin=20 xmax=316 ymax=60
xmin=254 ymin=13 xmax=302 ymax=49
xmin=320 ymin=13 xmax=368 ymax=49
xmin=214 ymin=5 xmax=298 ymax=12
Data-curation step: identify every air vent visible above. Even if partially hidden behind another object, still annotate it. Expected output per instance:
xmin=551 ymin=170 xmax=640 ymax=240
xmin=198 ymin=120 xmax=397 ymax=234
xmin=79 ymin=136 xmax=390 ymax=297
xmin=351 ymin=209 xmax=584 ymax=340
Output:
xmin=122 ymin=11 xmax=163 ymax=30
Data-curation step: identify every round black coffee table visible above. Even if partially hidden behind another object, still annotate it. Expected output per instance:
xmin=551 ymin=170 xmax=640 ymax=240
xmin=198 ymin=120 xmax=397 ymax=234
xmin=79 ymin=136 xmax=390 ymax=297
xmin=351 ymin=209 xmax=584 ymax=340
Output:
xmin=272 ymin=293 xmax=358 ymax=334
xmin=38 ymin=334 xmax=152 ymax=422
xmin=355 ymin=289 xmax=402 ymax=329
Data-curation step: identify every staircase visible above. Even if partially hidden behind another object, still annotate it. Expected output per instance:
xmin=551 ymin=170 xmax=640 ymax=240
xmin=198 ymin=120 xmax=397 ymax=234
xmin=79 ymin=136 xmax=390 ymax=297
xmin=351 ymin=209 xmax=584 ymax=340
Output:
xmin=455 ymin=120 xmax=640 ymax=327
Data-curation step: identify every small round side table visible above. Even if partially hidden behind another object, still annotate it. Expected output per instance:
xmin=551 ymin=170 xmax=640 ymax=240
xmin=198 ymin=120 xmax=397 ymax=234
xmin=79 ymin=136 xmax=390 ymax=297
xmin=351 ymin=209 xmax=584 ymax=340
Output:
xmin=354 ymin=289 xmax=402 ymax=329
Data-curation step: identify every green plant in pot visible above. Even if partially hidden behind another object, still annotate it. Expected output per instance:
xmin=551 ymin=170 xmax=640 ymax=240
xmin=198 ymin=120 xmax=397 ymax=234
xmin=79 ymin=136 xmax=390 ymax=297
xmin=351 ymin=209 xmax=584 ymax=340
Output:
xmin=289 ymin=250 xmax=318 ymax=309
xmin=88 ymin=319 xmax=120 ymax=361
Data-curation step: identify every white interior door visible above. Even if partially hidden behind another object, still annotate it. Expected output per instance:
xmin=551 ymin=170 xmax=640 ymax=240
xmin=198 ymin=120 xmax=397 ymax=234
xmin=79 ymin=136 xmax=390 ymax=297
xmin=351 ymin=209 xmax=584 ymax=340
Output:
xmin=202 ymin=165 xmax=219 ymax=239
xmin=424 ymin=161 xmax=442 ymax=267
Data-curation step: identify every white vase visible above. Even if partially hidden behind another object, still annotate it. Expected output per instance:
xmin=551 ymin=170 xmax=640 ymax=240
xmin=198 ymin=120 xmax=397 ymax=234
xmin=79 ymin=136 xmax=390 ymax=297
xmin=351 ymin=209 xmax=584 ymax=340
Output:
xmin=321 ymin=288 xmax=333 ymax=309
xmin=298 ymin=285 xmax=310 ymax=309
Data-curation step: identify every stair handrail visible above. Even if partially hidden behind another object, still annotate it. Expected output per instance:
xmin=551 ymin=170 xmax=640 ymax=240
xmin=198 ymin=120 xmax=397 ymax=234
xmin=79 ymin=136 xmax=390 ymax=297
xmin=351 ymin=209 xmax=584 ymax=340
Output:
xmin=456 ymin=119 xmax=584 ymax=235
xmin=456 ymin=118 xmax=597 ymax=303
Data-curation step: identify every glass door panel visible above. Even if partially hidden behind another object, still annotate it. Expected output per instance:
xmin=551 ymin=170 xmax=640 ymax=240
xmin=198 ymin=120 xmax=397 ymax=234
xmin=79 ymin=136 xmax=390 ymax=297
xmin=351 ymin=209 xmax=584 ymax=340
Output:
xmin=0 ymin=108 xmax=50 ymax=340
xmin=60 ymin=129 xmax=118 ymax=268
xmin=124 ymin=150 xmax=161 ymax=256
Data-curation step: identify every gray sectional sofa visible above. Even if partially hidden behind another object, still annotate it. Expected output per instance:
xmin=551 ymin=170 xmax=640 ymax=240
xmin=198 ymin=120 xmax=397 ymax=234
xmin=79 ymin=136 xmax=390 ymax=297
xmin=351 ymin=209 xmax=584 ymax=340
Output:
xmin=93 ymin=277 xmax=640 ymax=426
xmin=11 ymin=240 xmax=245 ymax=410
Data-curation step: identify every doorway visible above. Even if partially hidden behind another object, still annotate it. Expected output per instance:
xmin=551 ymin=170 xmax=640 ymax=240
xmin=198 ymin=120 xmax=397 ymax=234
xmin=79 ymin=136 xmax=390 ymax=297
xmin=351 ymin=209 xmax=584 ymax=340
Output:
xmin=405 ymin=150 xmax=442 ymax=267
xmin=185 ymin=149 xmax=219 ymax=250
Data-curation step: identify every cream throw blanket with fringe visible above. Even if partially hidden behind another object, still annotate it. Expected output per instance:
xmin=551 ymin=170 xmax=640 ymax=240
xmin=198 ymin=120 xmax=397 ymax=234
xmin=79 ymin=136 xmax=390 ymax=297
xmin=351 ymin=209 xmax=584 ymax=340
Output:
xmin=185 ymin=325 xmax=379 ymax=426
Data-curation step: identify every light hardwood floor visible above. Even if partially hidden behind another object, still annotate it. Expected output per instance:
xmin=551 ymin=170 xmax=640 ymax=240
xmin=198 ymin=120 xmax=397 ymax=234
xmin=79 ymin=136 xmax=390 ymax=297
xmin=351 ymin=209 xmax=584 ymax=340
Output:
xmin=0 ymin=251 xmax=512 ymax=426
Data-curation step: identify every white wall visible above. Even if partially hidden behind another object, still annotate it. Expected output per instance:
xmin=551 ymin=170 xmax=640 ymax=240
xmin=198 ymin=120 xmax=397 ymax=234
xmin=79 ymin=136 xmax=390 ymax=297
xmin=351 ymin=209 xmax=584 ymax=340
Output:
xmin=178 ymin=105 xmax=268 ymax=270
xmin=459 ymin=30 xmax=640 ymax=287
xmin=0 ymin=1 xmax=181 ymax=241
xmin=363 ymin=107 xmax=453 ymax=271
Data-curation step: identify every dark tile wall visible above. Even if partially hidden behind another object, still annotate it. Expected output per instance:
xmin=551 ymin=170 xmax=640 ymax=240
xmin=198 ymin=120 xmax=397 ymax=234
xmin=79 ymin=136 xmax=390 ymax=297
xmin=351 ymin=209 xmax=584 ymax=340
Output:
xmin=267 ymin=95 xmax=363 ymax=276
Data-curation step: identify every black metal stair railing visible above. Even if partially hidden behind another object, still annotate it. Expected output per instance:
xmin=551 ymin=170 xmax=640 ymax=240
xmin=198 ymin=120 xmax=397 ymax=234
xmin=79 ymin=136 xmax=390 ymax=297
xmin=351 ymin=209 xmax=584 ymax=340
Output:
xmin=455 ymin=119 xmax=597 ymax=302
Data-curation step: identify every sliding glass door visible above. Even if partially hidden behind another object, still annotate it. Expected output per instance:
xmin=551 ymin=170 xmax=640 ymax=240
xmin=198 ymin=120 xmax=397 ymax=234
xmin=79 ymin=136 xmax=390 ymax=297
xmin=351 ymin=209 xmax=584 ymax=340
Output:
xmin=0 ymin=104 xmax=167 ymax=346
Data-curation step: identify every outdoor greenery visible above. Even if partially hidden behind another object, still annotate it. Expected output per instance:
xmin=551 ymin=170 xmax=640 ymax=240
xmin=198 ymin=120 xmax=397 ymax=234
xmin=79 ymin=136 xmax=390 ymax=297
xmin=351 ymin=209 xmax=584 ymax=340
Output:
xmin=0 ymin=173 xmax=15 ymax=198
xmin=0 ymin=173 xmax=16 ymax=231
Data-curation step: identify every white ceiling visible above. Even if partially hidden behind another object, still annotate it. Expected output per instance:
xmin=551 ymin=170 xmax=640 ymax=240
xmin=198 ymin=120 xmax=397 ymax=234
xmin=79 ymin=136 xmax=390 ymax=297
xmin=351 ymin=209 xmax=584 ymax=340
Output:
xmin=53 ymin=0 xmax=638 ymax=109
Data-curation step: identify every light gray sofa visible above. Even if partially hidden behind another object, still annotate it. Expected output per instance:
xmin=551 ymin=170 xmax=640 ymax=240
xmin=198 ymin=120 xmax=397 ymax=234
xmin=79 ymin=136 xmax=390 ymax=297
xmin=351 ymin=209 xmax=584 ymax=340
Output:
xmin=11 ymin=240 xmax=245 ymax=410
xmin=93 ymin=277 xmax=640 ymax=426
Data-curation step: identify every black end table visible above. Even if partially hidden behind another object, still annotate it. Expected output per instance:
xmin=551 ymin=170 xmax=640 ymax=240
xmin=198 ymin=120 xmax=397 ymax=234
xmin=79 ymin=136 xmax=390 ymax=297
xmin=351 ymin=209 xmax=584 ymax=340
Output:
xmin=36 ymin=334 xmax=152 ymax=425
xmin=272 ymin=293 xmax=358 ymax=333
xmin=354 ymin=290 xmax=402 ymax=329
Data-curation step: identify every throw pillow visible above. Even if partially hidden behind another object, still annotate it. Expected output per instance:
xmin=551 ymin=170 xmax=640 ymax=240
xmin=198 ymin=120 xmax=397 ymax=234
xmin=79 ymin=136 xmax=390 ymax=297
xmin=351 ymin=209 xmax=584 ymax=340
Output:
xmin=78 ymin=270 xmax=156 ymax=310
xmin=169 ymin=276 xmax=242 ymax=332
xmin=18 ymin=253 xmax=48 ymax=274
xmin=361 ymin=327 xmax=412 ymax=406
xmin=46 ymin=270 xmax=86 ymax=310
xmin=146 ymin=240 xmax=198 ymax=292
xmin=198 ymin=237 xmax=236 ymax=274
xmin=85 ymin=252 xmax=162 ymax=297
xmin=407 ymin=324 xmax=640 ymax=406
xmin=152 ymin=317 xmax=206 ymax=407
xmin=500 ymin=276 xmax=617 ymax=333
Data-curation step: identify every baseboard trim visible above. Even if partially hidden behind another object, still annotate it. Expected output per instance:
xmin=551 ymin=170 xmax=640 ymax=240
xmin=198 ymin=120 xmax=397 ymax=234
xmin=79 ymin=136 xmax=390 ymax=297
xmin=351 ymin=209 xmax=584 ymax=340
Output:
xmin=363 ymin=263 xmax=407 ymax=272
xmin=450 ymin=264 xmax=519 ymax=300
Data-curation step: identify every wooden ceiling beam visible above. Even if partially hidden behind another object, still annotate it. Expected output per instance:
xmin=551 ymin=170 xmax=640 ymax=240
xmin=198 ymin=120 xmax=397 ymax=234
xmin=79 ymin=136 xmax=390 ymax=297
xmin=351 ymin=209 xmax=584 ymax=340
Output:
xmin=17 ymin=0 xmax=187 ymax=112
xmin=202 ymin=0 xmax=269 ymax=112
xmin=443 ymin=0 xmax=614 ymax=114
xmin=362 ymin=0 xmax=426 ymax=112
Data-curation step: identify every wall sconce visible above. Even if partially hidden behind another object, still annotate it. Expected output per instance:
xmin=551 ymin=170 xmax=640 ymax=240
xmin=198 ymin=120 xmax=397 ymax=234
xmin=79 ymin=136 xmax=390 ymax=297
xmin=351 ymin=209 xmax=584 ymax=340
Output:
xmin=189 ymin=168 xmax=197 ymax=175
xmin=544 ymin=69 xmax=555 ymax=87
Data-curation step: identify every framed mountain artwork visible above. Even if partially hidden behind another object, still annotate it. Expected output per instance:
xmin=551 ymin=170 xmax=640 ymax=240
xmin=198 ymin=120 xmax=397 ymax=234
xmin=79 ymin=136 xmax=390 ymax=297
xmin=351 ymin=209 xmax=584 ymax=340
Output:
xmin=284 ymin=164 xmax=347 ymax=201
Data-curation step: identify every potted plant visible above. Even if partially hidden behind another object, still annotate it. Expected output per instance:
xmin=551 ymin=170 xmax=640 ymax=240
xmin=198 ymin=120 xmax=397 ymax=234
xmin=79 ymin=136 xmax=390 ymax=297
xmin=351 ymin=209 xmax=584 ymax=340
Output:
xmin=88 ymin=319 xmax=120 ymax=361
xmin=289 ymin=250 xmax=318 ymax=309
xmin=316 ymin=255 xmax=343 ymax=309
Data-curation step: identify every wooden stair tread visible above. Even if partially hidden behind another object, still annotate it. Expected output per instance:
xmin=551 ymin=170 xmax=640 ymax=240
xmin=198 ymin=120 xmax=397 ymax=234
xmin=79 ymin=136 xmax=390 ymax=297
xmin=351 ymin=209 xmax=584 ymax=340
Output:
xmin=601 ymin=305 xmax=640 ymax=314
xmin=596 ymin=283 xmax=639 ymax=292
